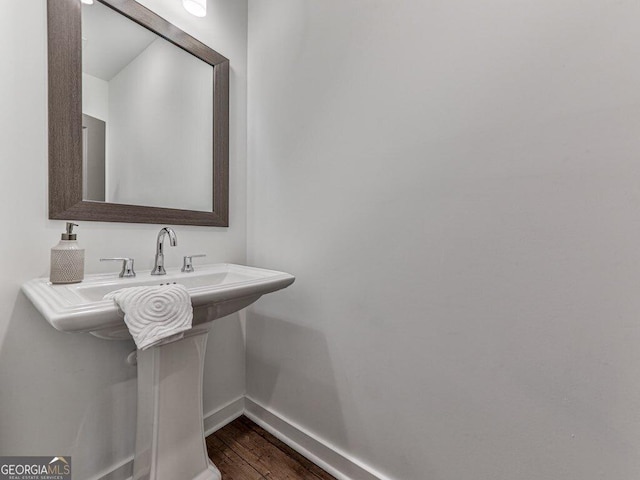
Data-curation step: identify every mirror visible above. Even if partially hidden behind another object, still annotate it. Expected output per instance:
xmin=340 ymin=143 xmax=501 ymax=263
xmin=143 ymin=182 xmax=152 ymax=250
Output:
xmin=82 ymin=1 xmax=213 ymax=212
xmin=48 ymin=0 xmax=229 ymax=226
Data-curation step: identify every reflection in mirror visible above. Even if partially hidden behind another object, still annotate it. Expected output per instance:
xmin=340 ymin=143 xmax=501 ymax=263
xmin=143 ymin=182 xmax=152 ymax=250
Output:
xmin=81 ymin=1 xmax=213 ymax=212
xmin=82 ymin=114 xmax=106 ymax=201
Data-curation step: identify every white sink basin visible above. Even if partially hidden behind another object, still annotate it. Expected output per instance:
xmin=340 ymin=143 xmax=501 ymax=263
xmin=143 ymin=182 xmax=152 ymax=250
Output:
xmin=22 ymin=263 xmax=295 ymax=340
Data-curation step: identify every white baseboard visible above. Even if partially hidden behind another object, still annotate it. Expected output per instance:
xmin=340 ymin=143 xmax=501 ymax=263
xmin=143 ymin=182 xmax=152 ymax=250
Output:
xmin=203 ymin=396 xmax=245 ymax=436
xmin=93 ymin=395 xmax=391 ymax=480
xmin=244 ymin=397 xmax=392 ymax=480
xmin=90 ymin=455 xmax=134 ymax=480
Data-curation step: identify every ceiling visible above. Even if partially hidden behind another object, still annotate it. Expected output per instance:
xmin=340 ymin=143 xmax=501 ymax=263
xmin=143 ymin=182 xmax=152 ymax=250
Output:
xmin=82 ymin=1 xmax=157 ymax=81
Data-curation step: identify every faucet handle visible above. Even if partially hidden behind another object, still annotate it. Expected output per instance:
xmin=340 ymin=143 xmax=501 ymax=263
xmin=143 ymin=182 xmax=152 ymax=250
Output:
xmin=181 ymin=254 xmax=206 ymax=273
xmin=100 ymin=257 xmax=136 ymax=278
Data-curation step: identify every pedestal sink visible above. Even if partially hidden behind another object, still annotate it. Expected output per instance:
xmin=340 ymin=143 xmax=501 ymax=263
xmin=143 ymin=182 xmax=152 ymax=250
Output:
xmin=22 ymin=263 xmax=295 ymax=480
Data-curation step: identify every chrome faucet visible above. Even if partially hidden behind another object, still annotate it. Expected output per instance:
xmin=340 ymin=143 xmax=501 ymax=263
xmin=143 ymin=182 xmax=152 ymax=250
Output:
xmin=151 ymin=227 xmax=177 ymax=275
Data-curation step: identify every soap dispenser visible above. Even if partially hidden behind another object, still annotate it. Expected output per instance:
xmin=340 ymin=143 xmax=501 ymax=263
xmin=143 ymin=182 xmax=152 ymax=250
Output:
xmin=50 ymin=222 xmax=85 ymax=284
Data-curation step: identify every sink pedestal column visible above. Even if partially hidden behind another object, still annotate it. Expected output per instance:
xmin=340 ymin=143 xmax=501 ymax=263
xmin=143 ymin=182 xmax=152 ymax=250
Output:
xmin=133 ymin=328 xmax=220 ymax=480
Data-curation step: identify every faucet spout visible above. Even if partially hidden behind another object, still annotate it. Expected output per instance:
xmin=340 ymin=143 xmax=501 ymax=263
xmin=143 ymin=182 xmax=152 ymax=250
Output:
xmin=165 ymin=228 xmax=178 ymax=247
xmin=151 ymin=227 xmax=177 ymax=275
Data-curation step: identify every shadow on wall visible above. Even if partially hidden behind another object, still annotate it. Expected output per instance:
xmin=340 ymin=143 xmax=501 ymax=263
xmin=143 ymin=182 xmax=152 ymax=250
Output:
xmin=202 ymin=311 xmax=246 ymax=410
xmin=0 ymin=292 xmax=137 ymax=479
xmin=246 ymin=312 xmax=364 ymax=457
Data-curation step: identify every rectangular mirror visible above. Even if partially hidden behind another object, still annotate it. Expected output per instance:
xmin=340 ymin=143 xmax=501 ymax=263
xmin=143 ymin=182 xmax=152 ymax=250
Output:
xmin=48 ymin=0 xmax=229 ymax=226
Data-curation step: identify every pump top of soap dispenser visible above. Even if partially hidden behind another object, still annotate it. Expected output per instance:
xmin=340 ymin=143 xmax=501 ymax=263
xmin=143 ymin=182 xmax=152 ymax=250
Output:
xmin=62 ymin=222 xmax=78 ymax=241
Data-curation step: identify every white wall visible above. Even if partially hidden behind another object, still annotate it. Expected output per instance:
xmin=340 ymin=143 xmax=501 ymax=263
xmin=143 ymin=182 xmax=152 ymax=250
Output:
xmin=246 ymin=1 xmax=640 ymax=479
xmin=82 ymin=73 xmax=109 ymax=122
xmin=0 ymin=0 xmax=247 ymax=479
xmin=107 ymin=38 xmax=213 ymax=211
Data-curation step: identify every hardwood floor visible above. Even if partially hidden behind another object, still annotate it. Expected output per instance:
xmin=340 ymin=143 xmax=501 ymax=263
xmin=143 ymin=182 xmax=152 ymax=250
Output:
xmin=206 ymin=416 xmax=336 ymax=480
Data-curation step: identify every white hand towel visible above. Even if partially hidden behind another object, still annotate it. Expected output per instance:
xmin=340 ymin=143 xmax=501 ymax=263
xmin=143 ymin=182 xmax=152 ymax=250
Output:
xmin=105 ymin=284 xmax=193 ymax=350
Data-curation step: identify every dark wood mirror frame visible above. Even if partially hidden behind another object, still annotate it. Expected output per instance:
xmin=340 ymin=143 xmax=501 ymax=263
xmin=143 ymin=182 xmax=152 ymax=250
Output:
xmin=48 ymin=0 xmax=229 ymax=226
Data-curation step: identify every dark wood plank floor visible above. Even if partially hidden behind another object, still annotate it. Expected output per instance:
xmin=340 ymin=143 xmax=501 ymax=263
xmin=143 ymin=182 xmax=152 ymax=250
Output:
xmin=206 ymin=416 xmax=336 ymax=480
